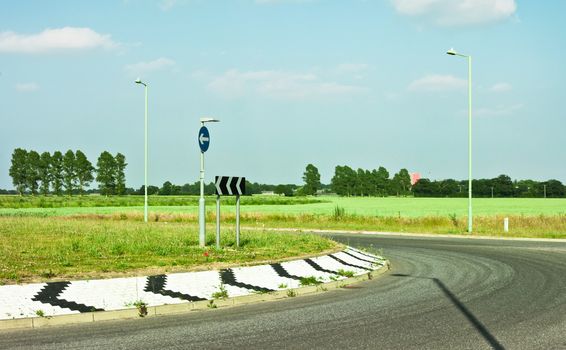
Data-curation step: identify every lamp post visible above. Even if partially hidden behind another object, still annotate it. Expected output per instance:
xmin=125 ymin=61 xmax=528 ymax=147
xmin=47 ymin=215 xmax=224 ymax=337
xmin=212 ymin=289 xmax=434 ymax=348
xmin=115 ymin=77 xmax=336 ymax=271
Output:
xmin=447 ymin=48 xmax=473 ymax=233
xmin=199 ymin=117 xmax=220 ymax=247
xmin=135 ymin=78 xmax=149 ymax=223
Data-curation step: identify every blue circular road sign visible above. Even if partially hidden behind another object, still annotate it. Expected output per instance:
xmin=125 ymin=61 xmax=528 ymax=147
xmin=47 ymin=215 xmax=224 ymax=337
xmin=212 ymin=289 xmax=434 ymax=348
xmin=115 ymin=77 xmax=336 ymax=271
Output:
xmin=198 ymin=126 xmax=210 ymax=153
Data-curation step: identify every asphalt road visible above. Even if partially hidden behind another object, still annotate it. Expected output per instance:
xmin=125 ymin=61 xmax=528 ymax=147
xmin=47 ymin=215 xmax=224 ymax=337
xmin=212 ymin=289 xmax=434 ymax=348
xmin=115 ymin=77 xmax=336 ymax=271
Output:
xmin=1 ymin=233 xmax=566 ymax=349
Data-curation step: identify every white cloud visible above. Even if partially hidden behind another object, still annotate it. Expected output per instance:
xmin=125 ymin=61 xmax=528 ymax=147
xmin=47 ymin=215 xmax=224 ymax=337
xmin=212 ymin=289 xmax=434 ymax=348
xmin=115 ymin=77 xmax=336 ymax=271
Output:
xmin=207 ymin=69 xmax=365 ymax=100
xmin=125 ymin=57 xmax=176 ymax=75
xmin=0 ymin=27 xmax=118 ymax=53
xmin=490 ymin=82 xmax=512 ymax=92
xmin=159 ymin=0 xmax=178 ymax=11
xmin=15 ymin=82 xmax=40 ymax=92
xmin=476 ymin=103 xmax=523 ymax=117
xmin=408 ymin=74 xmax=466 ymax=92
xmin=391 ymin=0 xmax=517 ymax=26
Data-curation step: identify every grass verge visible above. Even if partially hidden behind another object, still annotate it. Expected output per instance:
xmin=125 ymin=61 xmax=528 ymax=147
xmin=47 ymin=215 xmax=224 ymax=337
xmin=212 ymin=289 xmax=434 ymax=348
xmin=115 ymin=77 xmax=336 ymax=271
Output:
xmin=0 ymin=216 xmax=338 ymax=285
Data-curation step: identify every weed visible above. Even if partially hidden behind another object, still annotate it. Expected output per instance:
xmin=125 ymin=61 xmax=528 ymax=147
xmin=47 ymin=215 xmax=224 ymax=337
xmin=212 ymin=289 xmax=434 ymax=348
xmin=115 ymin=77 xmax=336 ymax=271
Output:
xmin=133 ymin=300 xmax=148 ymax=317
xmin=448 ymin=213 xmax=459 ymax=227
xmin=286 ymin=289 xmax=297 ymax=297
xmin=333 ymin=206 xmax=346 ymax=220
xmin=207 ymin=300 xmax=217 ymax=309
xmin=299 ymin=276 xmax=323 ymax=286
xmin=212 ymin=284 xmax=229 ymax=299
xmin=336 ymin=269 xmax=355 ymax=278
xmin=278 ymin=283 xmax=288 ymax=289
xmin=35 ymin=309 xmax=45 ymax=317
xmin=329 ymin=275 xmax=339 ymax=281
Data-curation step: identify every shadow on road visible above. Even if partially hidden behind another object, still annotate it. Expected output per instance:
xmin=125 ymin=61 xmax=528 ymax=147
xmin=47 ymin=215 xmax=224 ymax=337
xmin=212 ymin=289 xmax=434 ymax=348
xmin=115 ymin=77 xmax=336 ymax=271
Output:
xmin=391 ymin=273 xmax=505 ymax=350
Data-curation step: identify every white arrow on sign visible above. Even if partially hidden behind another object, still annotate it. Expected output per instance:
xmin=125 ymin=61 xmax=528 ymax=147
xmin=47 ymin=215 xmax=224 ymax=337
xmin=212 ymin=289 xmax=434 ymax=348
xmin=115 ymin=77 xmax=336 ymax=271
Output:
xmin=199 ymin=133 xmax=209 ymax=145
xmin=236 ymin=177 xmax=243 ymax=195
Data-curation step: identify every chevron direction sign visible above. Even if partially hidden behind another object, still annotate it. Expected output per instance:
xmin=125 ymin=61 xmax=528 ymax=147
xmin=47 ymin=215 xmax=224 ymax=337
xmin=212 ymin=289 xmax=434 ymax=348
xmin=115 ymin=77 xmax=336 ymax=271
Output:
xmin=215 ymin=176 xmax=245 ymax=196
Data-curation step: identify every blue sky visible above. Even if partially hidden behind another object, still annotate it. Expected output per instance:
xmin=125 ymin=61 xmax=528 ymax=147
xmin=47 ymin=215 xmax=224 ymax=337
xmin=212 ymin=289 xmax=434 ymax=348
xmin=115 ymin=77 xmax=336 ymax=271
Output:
xmin=1 ymin=0 xmax=565 ymax=190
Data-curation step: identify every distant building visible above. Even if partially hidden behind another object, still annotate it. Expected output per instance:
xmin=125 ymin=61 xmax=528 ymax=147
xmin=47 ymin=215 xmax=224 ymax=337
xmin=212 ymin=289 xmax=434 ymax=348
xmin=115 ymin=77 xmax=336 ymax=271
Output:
xmin=410 ymin=172 xmax=421 ymax=186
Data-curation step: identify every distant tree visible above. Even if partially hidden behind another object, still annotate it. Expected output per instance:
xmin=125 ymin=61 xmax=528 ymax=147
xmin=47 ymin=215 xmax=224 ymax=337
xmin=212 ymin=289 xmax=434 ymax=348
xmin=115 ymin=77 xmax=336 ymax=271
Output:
xmin=413 ymin=178 xmax=440 ymax=197
xmin=439 ymin=179 xmax=459 ymax=197
xmin=374 ymin=166 xmax=390 ymax=197
xmin=160 ymin=181 xmax=173 ymax=195
xmin=26 ymin=151 xmax=41 ymax=195
xmin=275 ymin=184 xmax=294 ymax=197
xmin=391 ymin=168 xmax=411 ymax=196
xmin=62 ymin=150 xmax=77 ymax=196
xmin=492 ymin=175 xmax=513 ymax=197
xmin=302 ymin=164 xmax=321 ymax=196
xmin=51 ymin=151 xmax=64 ymax=196
xmin=9 ymin=148 xmax=28 ymax=195
xmin=544 ymin=179 xmax=565 ymax=198
xmin=38 ymin=152 xmax=52 ymax=195
xmin=75 ymin=150 xmax=94 ymax=195
xmin=331 ymin=166 xmax=348 ymax=196
xmin=114 ymin=153 xmax=127 ymax=195
xmin=96 ymin=151 xmax=117 ymax=195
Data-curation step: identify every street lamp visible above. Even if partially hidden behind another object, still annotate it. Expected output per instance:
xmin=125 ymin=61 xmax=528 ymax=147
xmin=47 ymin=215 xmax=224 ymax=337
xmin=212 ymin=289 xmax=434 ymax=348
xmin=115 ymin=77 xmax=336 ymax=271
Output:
xmin=447 ymin=48 xmax=473 ymax=233
xmin=199 ymin=117 xmax=220 ymax=247
xmin=135 ymin=78 xmax=149 ymax=223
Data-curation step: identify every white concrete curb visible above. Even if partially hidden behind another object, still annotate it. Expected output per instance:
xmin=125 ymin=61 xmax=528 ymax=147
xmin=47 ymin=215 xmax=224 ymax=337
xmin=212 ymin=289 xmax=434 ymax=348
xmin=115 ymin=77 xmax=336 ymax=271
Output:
xmin=0 ymin=246 xmax=388 ymax=330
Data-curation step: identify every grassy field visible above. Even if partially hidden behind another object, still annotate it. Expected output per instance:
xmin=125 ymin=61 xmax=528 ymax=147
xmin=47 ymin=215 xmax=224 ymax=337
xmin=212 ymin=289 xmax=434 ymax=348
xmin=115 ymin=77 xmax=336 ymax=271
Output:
xmin=1 ymin=196 xmax=565 ymax=217
xmin=1 ymin=195 xmax=564 ymax=284
xmin=0 ymin=216 xmax=339 ymax=285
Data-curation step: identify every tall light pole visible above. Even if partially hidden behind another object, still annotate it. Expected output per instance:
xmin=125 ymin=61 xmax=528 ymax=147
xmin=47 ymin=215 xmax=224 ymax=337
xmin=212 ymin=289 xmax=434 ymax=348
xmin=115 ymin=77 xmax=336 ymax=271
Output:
xmin=198 ymin=117 xmax=220 ymax=247
xmin=135 ymin=78 xmax=149 ymax=223
xmin=447 ymin=48 xmax=473 ymax=233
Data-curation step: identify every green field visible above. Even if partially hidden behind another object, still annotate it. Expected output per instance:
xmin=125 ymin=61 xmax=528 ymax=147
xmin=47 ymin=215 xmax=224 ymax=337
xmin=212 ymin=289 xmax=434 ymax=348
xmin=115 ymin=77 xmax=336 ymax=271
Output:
xmin=1 ymin=195 xmax=565 ymax=217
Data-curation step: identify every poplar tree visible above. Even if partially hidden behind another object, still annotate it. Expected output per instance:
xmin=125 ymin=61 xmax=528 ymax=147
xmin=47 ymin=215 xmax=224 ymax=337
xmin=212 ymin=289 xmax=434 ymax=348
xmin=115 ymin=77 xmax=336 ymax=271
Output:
xmin=51 ymin=151 xmax=64 ymax=195
xmin=75 ymin=150 xmax=94 ymax=195
xmin=114 ymin=153 xmax=127 ymax=195
xmin=38 ymin=152 xmax=52 ymax=195
xmin=96 ymin=151 xmax=117 ymax=195
xmin=62 ymin=150 xmax=76 ymax=195
xmin=9 ymin=148 xmax=28 ymax=195
xmin=26 ymin=151 xmax=41 ymax=195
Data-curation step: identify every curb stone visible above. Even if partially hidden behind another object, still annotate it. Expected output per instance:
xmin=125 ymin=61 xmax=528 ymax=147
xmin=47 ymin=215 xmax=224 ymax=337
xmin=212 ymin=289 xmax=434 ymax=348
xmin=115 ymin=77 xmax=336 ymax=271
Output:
xmin=0 ymin=247 xmax=389 ymax=331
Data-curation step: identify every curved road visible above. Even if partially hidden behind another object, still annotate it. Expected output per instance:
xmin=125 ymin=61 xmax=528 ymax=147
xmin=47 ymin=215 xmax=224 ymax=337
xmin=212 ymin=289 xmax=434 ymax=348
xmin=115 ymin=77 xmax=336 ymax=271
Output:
xmin=1 ymin=234 xmax=566 ymax=349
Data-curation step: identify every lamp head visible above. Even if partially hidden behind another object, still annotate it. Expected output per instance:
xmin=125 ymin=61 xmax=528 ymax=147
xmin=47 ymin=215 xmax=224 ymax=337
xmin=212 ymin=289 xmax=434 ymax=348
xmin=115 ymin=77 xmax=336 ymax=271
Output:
xmin=200 ymin=117 xmax=220 ymax=123
xmin=446 ymin=48 xmax=457 ymax=55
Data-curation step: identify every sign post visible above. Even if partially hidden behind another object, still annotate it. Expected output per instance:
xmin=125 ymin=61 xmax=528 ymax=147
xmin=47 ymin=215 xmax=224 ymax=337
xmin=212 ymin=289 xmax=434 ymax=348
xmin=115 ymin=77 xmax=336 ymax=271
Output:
xmin=214 ymin=176 xmax=245 ymax=248
xmin=197 ymin=117 xmax=219 ymax=247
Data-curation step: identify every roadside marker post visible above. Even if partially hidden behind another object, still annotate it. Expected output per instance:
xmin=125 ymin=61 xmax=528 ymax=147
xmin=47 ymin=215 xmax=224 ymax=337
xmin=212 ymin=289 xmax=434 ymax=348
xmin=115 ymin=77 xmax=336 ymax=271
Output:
xmin=215 ymin=176 xmax=246 ymax=248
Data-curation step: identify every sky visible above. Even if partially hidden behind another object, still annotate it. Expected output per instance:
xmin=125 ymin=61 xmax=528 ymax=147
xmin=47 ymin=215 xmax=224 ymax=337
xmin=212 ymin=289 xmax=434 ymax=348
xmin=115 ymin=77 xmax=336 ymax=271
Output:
xmin=1 ymin=0 xmax=565 ymax=190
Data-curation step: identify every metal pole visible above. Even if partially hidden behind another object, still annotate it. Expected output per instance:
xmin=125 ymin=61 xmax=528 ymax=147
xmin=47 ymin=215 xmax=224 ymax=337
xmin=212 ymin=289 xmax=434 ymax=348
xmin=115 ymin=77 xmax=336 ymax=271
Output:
xmin=199 ymin=138 xmax=206 ymax=247
xmin=544 ymin=184 xmax=547 ymax=198
xmin=144 ymin=84 xmax=148 ymax=223
xmin=467 ymin=55 xmax=473 ymax=233
xmin=236 ymin=195 xmax=240 ymax=247
xmin=216 ymin=195 xmax=220 ymax=249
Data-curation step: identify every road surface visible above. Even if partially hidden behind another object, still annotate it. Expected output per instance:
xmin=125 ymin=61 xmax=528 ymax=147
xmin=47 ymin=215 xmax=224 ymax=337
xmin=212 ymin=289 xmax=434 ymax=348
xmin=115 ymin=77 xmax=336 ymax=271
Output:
xmin=1 ymin=233 xmax=565 ymax=349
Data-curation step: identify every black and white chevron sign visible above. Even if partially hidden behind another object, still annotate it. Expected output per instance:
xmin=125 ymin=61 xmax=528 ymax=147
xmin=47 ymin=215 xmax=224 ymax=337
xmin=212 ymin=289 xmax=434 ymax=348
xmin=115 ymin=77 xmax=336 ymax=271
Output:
xmin=215 ymin=176 xmax=245 ymax=196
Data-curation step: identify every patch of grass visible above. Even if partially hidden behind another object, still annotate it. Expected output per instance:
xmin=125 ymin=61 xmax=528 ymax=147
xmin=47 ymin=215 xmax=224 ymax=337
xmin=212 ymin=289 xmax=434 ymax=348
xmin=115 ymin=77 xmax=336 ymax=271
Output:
xmin=299 ymin=276 xmax=323 ymax=286
xmin=211 ymin=284 xmax=229 ymax=299
xmin=336 ymin=269 xmax=355 ymax=278
xmin=278 ymin=283 xmax=288 ymax=289
xmin=207 ymin=300 xmax=217 ymax=309
xmin=286 ymin=289 xmax=297 ymax=297
xmin=0 ymin=216 xmax=338 ymax=285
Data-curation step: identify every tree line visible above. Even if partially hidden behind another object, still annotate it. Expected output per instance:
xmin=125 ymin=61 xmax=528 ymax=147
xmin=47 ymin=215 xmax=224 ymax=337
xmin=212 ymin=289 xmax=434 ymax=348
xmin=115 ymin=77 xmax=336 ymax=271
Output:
xmin=9 ymin=148 xmax=127 ymax=196
xmin=305 ymin=164 xmax=565 ymax=198
xmin=413 ymin=175 xmax=565 ymax=198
